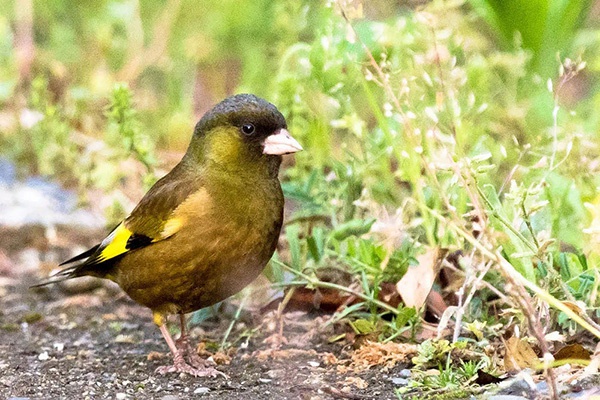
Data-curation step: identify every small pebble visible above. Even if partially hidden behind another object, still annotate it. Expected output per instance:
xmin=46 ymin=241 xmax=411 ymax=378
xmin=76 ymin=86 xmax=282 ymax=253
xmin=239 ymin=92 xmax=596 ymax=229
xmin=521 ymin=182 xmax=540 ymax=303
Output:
xmin=193 ymin=387 xmax=210 ymax=395
xmin=116 ymin=393 xmax=126 ymax=400
xmin=259 ymin=378 xmax=272 ymax=384
xmin=38 ymin=352 xmax=49 ymax=361
xmin=536 ymin=381 xmax=548 ymax=392
xmin=391 ymin=377 xmax=409 ymax=386
xmin=307 ymin=361 xmax=320 ymax=367
xmin=399 ymin=369 xmax=411 ymax=378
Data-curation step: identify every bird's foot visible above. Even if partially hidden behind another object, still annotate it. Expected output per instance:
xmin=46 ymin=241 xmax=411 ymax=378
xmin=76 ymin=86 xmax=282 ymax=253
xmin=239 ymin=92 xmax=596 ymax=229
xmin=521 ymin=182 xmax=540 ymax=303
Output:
xmin=175 ymin=334 xmax=216 ymax=370
xmin=155 ymin=353 xmax=225 ymax=378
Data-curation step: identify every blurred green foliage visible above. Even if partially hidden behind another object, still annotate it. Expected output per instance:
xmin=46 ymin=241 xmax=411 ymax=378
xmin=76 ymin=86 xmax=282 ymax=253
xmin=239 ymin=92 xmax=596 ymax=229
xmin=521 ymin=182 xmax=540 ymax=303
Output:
xmin=469 ymin=0 xmax=593 ymax=77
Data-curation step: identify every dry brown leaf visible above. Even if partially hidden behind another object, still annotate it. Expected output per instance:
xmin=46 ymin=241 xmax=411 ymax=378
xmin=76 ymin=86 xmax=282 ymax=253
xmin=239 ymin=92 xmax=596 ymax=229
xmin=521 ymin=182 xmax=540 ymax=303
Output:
xmin=426 ymin=289 xmax=448 ymax=318
xmin=504 ymin=336 xmax=539 ymax=372
xmin=265 ymin=287 xmax=354 ymax=313
xmin=337 ymin=340 xmax=417 ymax=373
xmin=342 ymin=376 xmax=368 ymax=389
xmin=378 ymin=282 xmax=402 ymax=308
xmin=553 ymin=343 xmax=591 ymax=362
xmin=211 ymin=351 xmax=231 ymax=365
xmin=321 ymin=352 xmax=339 ymax=365
xmin=562 ymin=300 xmax=587 ymax=315
xmin=396 ymin=247 xmax=443 ymax=309
xmin=147 ymin=351 xmax=166 ymax=361
xmin=475 ymin=370 xmax=504 ymax=385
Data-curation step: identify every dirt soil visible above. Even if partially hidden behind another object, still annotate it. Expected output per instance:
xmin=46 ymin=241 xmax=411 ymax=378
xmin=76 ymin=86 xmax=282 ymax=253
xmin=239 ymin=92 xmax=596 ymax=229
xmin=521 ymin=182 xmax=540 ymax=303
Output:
xmin=3 ymin=267 xmax=600 ymax=400
xmin=1 ymin=277 xmax=409 ymax=400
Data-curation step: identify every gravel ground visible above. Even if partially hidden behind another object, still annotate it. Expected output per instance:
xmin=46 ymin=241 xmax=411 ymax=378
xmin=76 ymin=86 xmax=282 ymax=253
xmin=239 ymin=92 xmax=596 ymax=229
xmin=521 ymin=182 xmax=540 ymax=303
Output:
xmin=4 ymin=277 xmax=600 ymax=400
xmin=0 ymin=277 xmax=406 ymax=400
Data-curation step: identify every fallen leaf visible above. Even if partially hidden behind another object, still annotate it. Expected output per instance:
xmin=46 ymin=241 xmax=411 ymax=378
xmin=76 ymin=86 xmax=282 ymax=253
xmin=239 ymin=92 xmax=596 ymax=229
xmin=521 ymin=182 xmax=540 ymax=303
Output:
xmin=562 ymin=300 xmax=587 ymax=315
xmin=342 ymin=376 xmax=368 ymax=389
xmin=336 ymin=340 xmax=417 ymax=373
xmin=475 ymin=370 xmax=504 ymax=385
xmin=504 ymin=336 xmax=539 ymax=372
xmin=396 ymin=247 xmax=445 ymax=309
xmin=261 ymin=287 xmax=353 ymax=313
xmin=210 ymin=351 xmax=231 ymax=365
xmin=553 ymin=343 xmax=591 ymax=362
xmin=426 ymin=289 xmax=448 ymax=318
xmin=544 ymin=331 xmax=566 ymax=343
xmin=147 ymin=351 xmax=166 ymax=361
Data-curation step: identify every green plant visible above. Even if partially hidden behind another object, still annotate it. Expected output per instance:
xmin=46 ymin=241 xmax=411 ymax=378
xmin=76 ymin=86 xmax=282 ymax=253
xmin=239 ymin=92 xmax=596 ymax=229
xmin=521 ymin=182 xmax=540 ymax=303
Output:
xmin=469 ymin=0 xmax=593 ymax=77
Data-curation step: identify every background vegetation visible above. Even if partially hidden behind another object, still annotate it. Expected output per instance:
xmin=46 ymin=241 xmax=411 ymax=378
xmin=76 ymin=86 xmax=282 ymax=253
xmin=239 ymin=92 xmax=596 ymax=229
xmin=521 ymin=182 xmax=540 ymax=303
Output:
xmin=3 ymin=0 xmax=600 ymax=396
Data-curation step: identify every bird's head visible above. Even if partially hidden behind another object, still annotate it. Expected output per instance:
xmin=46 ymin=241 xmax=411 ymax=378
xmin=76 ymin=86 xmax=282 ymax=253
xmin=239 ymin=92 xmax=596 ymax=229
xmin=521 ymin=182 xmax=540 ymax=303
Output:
xmin=186 ymin=94 xmax=302 ymax=174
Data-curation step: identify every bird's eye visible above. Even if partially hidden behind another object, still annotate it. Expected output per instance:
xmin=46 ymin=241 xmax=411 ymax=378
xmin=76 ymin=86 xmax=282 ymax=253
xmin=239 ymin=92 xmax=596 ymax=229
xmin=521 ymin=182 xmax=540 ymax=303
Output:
xmin=241 ymin=123 xmax=255 ymax=136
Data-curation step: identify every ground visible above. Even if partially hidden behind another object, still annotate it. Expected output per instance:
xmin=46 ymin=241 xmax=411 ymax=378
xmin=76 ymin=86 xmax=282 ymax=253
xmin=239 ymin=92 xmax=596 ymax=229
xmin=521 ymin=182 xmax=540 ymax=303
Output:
xmin=0 ymin=277 xmax=408 ymax=400
xmin=4 ymin=278 xmax=600 ymax=400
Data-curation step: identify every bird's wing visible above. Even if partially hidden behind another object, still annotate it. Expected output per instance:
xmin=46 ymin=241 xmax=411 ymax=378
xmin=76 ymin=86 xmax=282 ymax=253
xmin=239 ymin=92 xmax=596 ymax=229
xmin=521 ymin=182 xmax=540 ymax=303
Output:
xmin=32 ymin=172 xmax=205 ymax=288
xmin=64 ymin=169 xmax=204 ymax=271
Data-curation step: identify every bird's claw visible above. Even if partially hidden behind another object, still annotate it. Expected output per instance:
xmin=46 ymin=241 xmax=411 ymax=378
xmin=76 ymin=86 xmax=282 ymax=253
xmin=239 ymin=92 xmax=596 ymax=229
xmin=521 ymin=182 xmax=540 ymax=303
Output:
xmin=155 ymin=353 xmax=225 ymax=378
xmin=175 ymin=335 xmax=216 ymax=369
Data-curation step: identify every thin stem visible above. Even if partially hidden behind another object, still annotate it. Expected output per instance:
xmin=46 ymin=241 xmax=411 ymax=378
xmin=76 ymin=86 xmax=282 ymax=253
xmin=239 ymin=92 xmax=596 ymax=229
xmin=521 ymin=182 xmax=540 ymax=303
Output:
xmin=271 ymin=260 xmax=401 ymax=316
xmin=220 ymin=294 xmax=247 ymax=350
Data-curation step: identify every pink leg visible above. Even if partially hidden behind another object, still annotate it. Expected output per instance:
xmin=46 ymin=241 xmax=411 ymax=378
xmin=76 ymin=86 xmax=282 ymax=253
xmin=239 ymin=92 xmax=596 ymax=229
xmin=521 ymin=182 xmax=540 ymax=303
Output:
xmin=153 ymin=313 xmax=223 ymax=378
xmin=175 ymin=313 xmax=214 ymax=369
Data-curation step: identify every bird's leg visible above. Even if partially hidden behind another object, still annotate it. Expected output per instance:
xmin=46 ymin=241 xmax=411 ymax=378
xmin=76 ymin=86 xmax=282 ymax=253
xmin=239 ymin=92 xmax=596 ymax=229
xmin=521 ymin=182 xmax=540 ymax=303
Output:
xmin=175 ymin=313 xmax=215 ymax=369
xmin=153 ymin=312 xmax=223 ymax=377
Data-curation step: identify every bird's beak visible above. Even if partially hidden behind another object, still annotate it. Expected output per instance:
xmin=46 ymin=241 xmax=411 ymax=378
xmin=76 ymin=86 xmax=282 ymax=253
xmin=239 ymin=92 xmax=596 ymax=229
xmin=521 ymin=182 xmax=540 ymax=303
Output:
xmin=262 ymin=129 xmax=303 ymax=155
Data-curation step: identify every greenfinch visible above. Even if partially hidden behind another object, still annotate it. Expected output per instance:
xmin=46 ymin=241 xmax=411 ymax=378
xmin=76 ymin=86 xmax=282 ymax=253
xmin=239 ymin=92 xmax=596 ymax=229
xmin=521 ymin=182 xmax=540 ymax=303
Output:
xmin=36 ymin=94 xmax=302 ymax=376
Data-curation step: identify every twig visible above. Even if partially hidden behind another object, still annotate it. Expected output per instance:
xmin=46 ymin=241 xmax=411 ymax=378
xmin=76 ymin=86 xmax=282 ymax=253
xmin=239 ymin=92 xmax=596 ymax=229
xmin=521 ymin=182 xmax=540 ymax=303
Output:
xmin=452 ymin=260 xmax=493 ymax=343
xmin=321 ymin=385 xmax=369 ymax=399
xmin=219 ymin=294 xmax=247 ymax=350
xmin=271 ymin=260 xmax=401 ymax=316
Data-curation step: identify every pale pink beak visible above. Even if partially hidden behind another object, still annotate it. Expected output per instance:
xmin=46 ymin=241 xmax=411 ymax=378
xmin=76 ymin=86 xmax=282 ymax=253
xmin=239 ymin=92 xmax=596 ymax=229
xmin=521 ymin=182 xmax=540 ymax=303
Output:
xmin=262 ymin=129 xmax=303 ymax=155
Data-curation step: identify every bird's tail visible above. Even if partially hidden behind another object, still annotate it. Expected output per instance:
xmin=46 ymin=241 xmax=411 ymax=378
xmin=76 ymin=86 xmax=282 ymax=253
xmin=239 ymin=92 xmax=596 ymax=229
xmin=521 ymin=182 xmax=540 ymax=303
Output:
xmin=30 ymin=244 xmax=101 ymax=288
xmin=30 ymin=265 xmax=83 ymax=288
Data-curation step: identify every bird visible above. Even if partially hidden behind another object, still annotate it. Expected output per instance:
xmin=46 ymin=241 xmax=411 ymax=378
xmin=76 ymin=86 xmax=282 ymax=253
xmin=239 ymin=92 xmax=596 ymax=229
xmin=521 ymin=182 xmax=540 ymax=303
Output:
xmin=34 ymin=93 xmax=302 ymax=377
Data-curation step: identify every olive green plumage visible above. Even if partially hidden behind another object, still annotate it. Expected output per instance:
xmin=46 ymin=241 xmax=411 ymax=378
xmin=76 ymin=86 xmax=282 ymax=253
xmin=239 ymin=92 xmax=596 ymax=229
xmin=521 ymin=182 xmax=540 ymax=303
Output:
xmin=38 ymin=94 xmax=302 ymax=376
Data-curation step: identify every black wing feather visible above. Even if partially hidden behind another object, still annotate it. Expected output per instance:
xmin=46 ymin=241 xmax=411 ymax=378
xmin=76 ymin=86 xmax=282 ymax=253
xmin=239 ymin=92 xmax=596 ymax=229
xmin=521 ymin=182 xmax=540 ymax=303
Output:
xmin=59 ymin=244 xmax=101 ymax=266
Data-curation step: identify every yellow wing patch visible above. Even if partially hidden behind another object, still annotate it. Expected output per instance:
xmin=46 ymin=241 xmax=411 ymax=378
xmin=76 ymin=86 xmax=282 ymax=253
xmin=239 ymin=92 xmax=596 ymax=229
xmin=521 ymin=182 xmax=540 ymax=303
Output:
xmin=161 ymin=217 xmax=183 ymax=238
xmin=98 ymin=223 xmax=134 ymax=261
xmin=95 ymin=217 xmax=182 ymax=264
